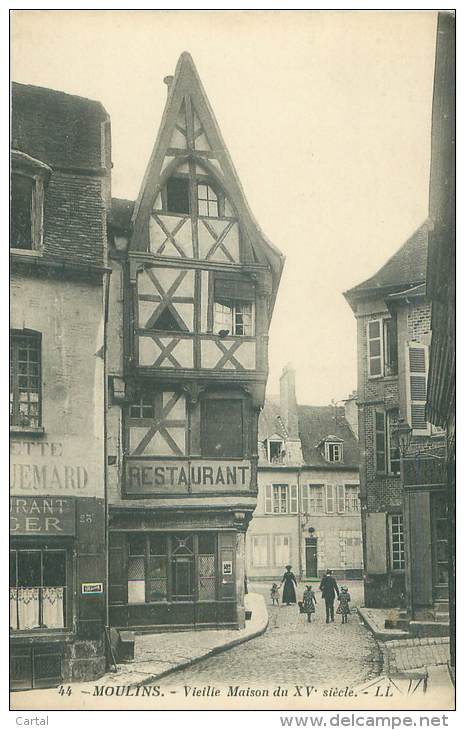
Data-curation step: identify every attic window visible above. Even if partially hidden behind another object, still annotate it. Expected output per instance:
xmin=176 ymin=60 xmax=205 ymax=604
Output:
xmin=197 ymin=183 xmax=218 ymax=217
xmin=166 ymin=177 xmax=190 ymax=214
xmin=325 ymin=441 xmax=343 ymax=463
xmin=10 ymin=172 xmax=44 ymax=252
xmin=267 ymin=439 xmax=285 ymax=464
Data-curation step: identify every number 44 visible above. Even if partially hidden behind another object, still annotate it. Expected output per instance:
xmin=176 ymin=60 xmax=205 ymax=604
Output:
xmin=58 ymin=685 xmax=72 ymax=696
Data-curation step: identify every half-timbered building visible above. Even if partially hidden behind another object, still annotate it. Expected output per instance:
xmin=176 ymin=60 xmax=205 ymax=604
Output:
xmin=106 ymin=53 xmax=284 ymax=630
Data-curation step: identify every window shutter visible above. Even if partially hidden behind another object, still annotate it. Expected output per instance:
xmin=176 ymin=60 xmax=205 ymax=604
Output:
xmin=367 ymin=319 xmax=384 ymax=377
xmin=406 ymin=343 xmax=429 ymax=434
xmin=290 ymin=485 xmax=298 ymax=514
xmin=265 ymin=484 xmax=272 ymax=514
xmin=337 ymin=485 xmax=345 ymax=513
xmin=325 ymin=485 xmax=335 ymax=513
xmin=301 ymin=484 xmax=309 ymax=514
xmin=375 ymin=410 xmax=386 ymax=473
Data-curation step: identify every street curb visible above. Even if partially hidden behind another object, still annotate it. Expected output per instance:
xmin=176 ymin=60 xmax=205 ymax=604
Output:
xmin=128 ymin=598 xmax=270 ymax=688
xmin=357 ymin=608 xmax=409 ymax=642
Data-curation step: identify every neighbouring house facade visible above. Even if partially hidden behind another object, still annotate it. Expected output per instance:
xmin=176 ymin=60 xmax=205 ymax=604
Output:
xmin=426 ymin=12 xmax=455 ymax=664
xmin=344 ymin=223 xmax=448 ymax=619
xmin=246 ymin=366 xmax=362 ymax=582
xmin=106 ymin=53 xmax=284 ymax=631
xmin=10 ymin=84 xmax=111 ymax=688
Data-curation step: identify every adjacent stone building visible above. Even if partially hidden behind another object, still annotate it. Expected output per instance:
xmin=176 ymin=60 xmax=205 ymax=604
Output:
xmin=344 ymin=224 xmax=448 ymax=619
xmin=105 ymin=53 xmax=284 ymax=630
xmin=246 ymin=366 xmax=362 ymax=582
xmin=10 ymin=84 xmax=111 ymax=688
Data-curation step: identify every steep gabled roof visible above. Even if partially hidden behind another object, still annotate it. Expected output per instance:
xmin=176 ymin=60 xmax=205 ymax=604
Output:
xmin=258 ymin=399 xmax=287 ymax=442
xmin=11 ymin=82 xmax=109 ymax=171
xmin=344 ymin=221 xmax=429 ymax=306
xmin=259 ymin=400 xmax=359 ymax=469
xmin=298 ymin=405 xmax=359 ymax=468
xmin=130 ymin=52 xmax=284 ymax=308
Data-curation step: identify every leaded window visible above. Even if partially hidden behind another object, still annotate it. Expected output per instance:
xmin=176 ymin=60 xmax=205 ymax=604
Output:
xmin=10 ymin=332 xmax=41 ymax=428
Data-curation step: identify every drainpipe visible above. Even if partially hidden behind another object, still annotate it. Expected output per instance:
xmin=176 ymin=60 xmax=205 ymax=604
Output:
xmin=103 ymin=270 xmax=111 ymax=634
xmin=297 ymin=469 xmax=303 ymax=580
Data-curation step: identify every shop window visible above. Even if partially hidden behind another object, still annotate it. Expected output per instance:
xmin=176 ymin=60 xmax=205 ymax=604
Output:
xmin=265 ymin=484 xmax=298 ymax=514
xmin=197 ymin=535 xmax=216 ymax=601
xmin=202 ymin=399 xmax=244 ymax=458
xmin=128 ymin=535 xmax=146 ymax=604
xmin=166 ymin=176 xmax=190 ymax=214
xmin=148 ymin=535 xmax=168 ymax=602
xmin=10 ymin=332 xmax=41 ymax=429
xmin=197 ymin=183 xmax=219 ymax=217
xmin=10 ymin=547 xmax=67 ymax=631
xmin=125 ymin=534 xmax=218 ymax=604
xmin=301 ymin=484 xmax=324 ymax=515
xmin=390 ymin=515 xmax=405 ymax=571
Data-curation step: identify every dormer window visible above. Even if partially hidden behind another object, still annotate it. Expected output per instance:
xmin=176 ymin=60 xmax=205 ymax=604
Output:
xmin=325 ymin=441 xmax=343 ymax=463
xmin=267 ymin=439 xmax=285 ymax=464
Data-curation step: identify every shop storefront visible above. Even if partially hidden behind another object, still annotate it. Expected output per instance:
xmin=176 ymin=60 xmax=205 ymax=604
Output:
xmin=109 ymin=516 xmax=245 ymax=630
xmin=9 ymin=496 xmax=106 ymax=690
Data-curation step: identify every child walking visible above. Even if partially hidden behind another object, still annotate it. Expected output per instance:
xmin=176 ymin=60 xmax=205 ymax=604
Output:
xmin=302 ymin=584 xmax=317 ymax=622
xmin=336 ymin=585 xmax=351 ymax=623
xmin=270 ymin=583 xmax=280 ymax=606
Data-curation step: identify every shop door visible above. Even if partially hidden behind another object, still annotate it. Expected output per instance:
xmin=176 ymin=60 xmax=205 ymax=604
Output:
xmin=305 ymin=538 xmax=318 ymax=577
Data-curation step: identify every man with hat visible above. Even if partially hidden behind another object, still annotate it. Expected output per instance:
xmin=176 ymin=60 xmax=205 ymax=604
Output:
xmin=319 ymin=569 xmax=340 ymax=623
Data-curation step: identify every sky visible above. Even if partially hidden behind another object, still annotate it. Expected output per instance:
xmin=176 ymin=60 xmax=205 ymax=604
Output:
xmin=11 ymin=10 xmax=438 ymax=406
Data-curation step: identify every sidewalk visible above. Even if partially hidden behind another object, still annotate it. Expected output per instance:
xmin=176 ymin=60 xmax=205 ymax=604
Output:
xmin=358 ymin=607 xmax=409 ymax=641
xmin=12 ymin=592 xmax=268 ymax=703
xmin=113 ymin=592 xmax=268 ymax=687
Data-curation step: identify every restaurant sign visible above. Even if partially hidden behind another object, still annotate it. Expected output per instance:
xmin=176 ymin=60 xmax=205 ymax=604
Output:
xmin=10 ymin=496 xmax=76 ymax=535
xmin=125 ymin=459 xmax=251 ymax=495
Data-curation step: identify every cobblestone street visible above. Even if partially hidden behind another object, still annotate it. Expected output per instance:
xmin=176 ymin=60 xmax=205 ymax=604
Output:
xmin=163 ymin=581 xmax=382 ymax=688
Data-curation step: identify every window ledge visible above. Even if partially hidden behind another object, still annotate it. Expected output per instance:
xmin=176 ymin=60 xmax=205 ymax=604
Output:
xmin=10 ymin=425 xmax=45 ymax=435
xmin=10 ymin=248 xmax=42 ymax=257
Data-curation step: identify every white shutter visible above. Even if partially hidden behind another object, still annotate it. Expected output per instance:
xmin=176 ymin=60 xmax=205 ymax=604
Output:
xmin=337 ymin=485 xmax=345 ymax=513
xmin=367 ymin=318 xmax=384 ymax=377
xmin=265 ymin=484 xmax=272 ymax=514
xmin=406 ymin=343 xmax=430 ymax=434
xmin=301 ymin=484 xmax=309 ymax=514
xmin=326 ymin=484 xmax=335 ymax=513
xmin=290 ymin=485 xmax=298 ymax=514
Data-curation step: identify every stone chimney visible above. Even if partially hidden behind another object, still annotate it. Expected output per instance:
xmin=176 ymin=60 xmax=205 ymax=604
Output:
xmin=279 ymin=365 xmax=303 ymax=465
xmin=280 ymin=364 xmax=298 ymax=438
xmin=343 ymin=391 xmax=359 ymax=439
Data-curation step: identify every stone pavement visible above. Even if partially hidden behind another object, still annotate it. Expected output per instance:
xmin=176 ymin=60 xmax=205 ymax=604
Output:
xmin=381 ymin=637 xmax=450 ymax=674
xmin=162 ymin=579 xmax=382 ymax=687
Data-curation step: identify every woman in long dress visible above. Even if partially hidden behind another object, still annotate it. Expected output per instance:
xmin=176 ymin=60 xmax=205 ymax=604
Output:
xmin=280 ymin=565 xmax=297 ymax=605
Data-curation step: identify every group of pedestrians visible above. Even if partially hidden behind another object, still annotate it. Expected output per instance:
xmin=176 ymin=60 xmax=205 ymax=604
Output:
xmin=271 ymin=566 xmax=351 ymax=624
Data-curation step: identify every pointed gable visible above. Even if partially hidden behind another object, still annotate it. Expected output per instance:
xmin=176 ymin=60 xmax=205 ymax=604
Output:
xmin=130 ymin=52 xmax=284 ymax=306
